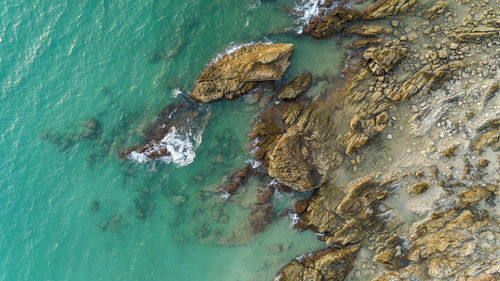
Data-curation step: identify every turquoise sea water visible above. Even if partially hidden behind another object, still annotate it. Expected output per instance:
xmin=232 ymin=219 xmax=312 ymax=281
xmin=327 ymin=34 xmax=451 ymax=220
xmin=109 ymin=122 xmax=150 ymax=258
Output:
xmin=0 ymin=1 xmax=346 ymax=280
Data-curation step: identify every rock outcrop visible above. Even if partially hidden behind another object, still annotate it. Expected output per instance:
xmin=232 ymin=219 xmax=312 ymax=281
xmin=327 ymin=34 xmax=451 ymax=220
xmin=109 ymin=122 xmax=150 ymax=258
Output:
xmin=251 ymin=101 xmax=342 ymax=192
xmin=373 ymin=185 xmax=499 ymax=281
xmin=275 ymin=245 xmax=360 ymax=281
xmin=344 ymin=24 xmax=392 ymax=37
xmin=305 ymin=7 xmax=360 ymax=39
xmin=295 ymin=173 xmax=399 ymax=245
xmin=363 ymin=0 xmax=418 ymax=20
xmin=277 ymin=73 xmax=312 ymax=100
xmin=189 ymin=42 xmax=294 ymax=102
xmin=424 ymin=1 xmax=449 ymax=20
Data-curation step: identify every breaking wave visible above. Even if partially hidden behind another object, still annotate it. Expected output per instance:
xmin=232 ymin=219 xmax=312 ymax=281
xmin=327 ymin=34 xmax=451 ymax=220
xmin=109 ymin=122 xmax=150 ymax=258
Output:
xmin=128 ymin=126 xmax=203 ymax=167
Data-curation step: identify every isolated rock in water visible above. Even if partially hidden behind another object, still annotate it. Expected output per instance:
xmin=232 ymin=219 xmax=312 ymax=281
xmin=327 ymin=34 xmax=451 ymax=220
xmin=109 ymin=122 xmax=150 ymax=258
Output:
xmin=275 ymin=245 xmax=360 ymax=281
xmin=305 ymin=7 xmax=360 ymax=39
xmin=189 ymin=42 xmax=294 ymax=102
xmin=277 ymin=73 xmax=313 ymax=100
xmin=121 ymin=99 xmax=209 ymax=163
xmin=363 ymin=0 xmax=418 ymax=20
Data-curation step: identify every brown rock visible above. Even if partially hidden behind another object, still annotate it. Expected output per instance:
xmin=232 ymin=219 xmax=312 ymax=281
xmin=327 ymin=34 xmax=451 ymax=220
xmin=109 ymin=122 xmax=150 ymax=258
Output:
xmin=363 ymin=42 xmax=407 ymax=75
xmin=305 ymin=7 xmax=360 ymax=39
xmin=189 ymin=42 xmax=294 ymax=102
xmin=350 ymin=37 xmax=383 ymax=49
xmin=363 ymin=0 xmax=418 ymax=20
xmin=424 ymin=1 xmax=449 ymax=20
xmin=387 ymin=61 xmax=465 ymax=102
xmin=441 ymin=144 xmax=457 ymax=158
xmin=277 ymin=73 xmax=313 ymax=100
xmin=409 ymin=181 xmax=429 ymax=195
xmin=344 ymin=24 xmax=392 ymax=36
xmin=275 ymin=245 xmax=360 ymax=281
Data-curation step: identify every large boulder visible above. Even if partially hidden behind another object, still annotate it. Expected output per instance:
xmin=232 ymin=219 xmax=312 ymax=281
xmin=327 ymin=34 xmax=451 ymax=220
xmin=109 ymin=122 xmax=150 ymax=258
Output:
xmin=189 ymin=42 xmax=294 ymax=102
xmin=275 ymin=245 xmax=360 ymax=281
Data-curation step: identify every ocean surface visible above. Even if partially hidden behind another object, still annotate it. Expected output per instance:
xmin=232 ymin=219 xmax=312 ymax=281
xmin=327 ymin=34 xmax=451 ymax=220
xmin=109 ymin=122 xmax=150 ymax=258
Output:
xmin=0 ymin=1 xmax=347 ymax=280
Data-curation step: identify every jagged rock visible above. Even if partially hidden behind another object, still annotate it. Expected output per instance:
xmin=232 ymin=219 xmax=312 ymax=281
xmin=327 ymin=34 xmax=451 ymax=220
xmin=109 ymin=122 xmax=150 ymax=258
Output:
xmin=372 ymin=186 xmax=499 ymax=281
xmin=305 ymin=7 xmax=360 ymax=39
xmin=453 ymin=26 xmax=499 ymax=42
xmin=189 ymin=42 xmax=294 ymax=102
xmin=441 ymin=144 xmax=457 ymax=158
xmin=484 ymin=82 xmax=499 ymax=105
xmin=277 ymin=73 xmax=313 ymax=100
xmin=386 ymin=61 xmax=465 ymax=102
xmin=363 ymin=42 xmax=407 ymax=74
xmin=373 ymin=236 xmax=409 ymax=270
xmin=424 ymin=1 xmax=449 ymax=19
xmin=344 ymin=24 xmax=392 ymax=37
xmin=296 ymin=173 xmax=399 ymax=245
xmin=363 ymin=0 xmax=418 ymax=20
xmin=350 ymin=37 xmax=383 ymax=49
xmin=275 ymin=245 xmax=360 ymax=281
xmin=251 ymin=102 xmax=342 ymax=192
xmin=409 ymin=181 xmax=429 ymax=195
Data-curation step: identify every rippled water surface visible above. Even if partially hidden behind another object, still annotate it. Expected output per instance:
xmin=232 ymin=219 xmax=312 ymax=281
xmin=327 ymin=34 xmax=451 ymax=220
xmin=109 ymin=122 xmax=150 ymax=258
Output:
xmin=0 ymin=0 xmax=346 ymax=280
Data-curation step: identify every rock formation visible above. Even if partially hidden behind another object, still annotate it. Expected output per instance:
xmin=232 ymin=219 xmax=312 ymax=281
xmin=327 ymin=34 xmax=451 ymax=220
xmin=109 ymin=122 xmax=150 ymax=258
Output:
xmin=275 ymin=245 xmax=360 ymax=281
xmin=277 ymin=73 xmax=312 ymax=100
xmin=304 ymin=7 xmax=360 ymax=39
xmin=189 ymin=42 xmax=294 ymax=102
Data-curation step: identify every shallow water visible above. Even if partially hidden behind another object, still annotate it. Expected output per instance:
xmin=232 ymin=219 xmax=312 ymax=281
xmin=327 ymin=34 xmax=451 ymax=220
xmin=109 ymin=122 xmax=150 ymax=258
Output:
xmin=0 ymin=0 xmax=348 ymax=280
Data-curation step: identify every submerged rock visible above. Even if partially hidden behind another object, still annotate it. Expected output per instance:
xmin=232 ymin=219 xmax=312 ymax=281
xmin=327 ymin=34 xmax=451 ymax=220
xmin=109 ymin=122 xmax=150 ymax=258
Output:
xmin=275 ymin=245 xmax=360 ymax=281
xmin=189 ymin=42 xmax=294 ymax=102
xmin=277 ymin=73 xmax=312 ymax=100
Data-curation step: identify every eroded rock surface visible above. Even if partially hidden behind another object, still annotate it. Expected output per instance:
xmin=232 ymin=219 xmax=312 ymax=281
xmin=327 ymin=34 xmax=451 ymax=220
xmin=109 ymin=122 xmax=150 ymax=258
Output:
xmin=305 ymin=7 xmax=360 ymax=39
xmin=277 ymin=73 xmax=313 ymax=100
xmin=189 ymin=42 xmax=294 ymax=102
xmin=251 ymin=101 xmax=343 ymax=192
xmin=275 ymin=245 xmax=360 ymax=281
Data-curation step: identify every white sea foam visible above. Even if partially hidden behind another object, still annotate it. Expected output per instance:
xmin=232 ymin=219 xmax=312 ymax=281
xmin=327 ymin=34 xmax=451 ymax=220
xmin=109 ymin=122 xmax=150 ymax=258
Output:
xmin=208 ymin=41 xmax=273 ymax=66
xmin=128 ymin=126 xmax=203 ymax=167
xmin=293 ymin=0 xmax=339 ymax=34
xmin=289 ymin=213 xmax=299 ymax=228
xmin=171 ymin=88 xmax=182 ymax=98
xmin=220 ymin=191 xmax=231 ymax=200
xmin=246 ymin=158 xmax=262 ymax=168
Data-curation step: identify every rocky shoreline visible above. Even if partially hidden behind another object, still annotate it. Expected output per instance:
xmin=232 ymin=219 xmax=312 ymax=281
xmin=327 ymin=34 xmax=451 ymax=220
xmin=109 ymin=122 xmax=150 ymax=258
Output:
xmin=125 ymin=0 xmax=499 ymax=279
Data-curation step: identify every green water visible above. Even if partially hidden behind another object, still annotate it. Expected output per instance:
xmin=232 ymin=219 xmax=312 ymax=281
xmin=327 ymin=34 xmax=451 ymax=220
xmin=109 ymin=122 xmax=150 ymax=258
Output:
xmin=0 ymin=0 xmax=345 ymax=280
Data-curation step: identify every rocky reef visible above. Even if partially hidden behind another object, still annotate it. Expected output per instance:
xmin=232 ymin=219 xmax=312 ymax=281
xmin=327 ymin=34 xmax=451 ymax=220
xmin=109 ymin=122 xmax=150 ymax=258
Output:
xmin=120 ymin=0 xmax=499 ymax=279
xmin=189 ymin=42 xmax=294 ymax=102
